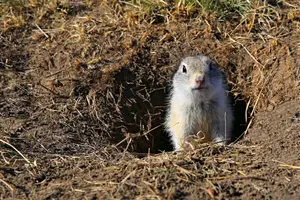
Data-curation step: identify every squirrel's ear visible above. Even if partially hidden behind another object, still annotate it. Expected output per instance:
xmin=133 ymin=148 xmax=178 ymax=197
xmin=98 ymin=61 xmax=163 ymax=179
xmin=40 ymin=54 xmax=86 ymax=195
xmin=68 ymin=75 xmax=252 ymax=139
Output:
xmin=179 ymin=58 xmax=184 ymax=65
xmin=196 ymin=52 xmax=203 ymax=57
xmin=209 ymin=60 xmax=220 ymax=71
xmin=209 ymin=61 xmax=214 ymax=70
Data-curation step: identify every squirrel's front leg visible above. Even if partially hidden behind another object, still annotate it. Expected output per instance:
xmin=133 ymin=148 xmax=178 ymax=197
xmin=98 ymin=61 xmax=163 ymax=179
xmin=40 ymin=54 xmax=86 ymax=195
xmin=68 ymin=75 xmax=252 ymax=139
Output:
xmin=169 ymin=111 xmax=186 ymax=150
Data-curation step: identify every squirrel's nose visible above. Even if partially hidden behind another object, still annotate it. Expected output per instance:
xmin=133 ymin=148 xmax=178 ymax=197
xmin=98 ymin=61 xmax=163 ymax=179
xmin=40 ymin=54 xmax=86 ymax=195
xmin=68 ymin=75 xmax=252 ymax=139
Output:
xmin=195 ymin=76 xmax=205 ymax=86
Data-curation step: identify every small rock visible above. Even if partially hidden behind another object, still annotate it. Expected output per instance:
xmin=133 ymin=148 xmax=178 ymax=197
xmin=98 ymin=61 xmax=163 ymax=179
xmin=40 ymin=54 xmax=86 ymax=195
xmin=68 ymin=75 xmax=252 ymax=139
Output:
xmin=267 ymin=104 xmax=274 ymax=111
xmin=291 ymin=111 xmax=300 ymax=123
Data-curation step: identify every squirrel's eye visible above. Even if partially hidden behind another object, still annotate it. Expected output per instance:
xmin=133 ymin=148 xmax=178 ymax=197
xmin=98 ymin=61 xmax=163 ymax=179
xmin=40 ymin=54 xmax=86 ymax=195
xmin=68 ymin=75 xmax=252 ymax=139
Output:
xmin=182 ymin=65 xmax=187 ymax=73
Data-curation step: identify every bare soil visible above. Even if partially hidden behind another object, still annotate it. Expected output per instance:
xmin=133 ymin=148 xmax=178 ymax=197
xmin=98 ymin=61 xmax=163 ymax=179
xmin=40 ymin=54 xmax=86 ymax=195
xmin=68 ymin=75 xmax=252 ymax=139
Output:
xmin=0 ymin=1 xmax=299 ymax=199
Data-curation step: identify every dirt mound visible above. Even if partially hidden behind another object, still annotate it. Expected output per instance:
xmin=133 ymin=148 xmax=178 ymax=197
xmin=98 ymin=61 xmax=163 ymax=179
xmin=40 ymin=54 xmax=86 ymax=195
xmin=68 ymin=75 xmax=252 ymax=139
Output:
xmin=1 ymin=101 xmax=299 ymax=199
xmin=0 ymin=0 xmax=299 ymax=199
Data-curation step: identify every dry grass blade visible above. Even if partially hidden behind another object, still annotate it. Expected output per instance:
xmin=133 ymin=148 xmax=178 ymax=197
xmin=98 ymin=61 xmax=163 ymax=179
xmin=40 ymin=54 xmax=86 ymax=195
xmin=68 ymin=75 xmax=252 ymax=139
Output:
xmin=279 ymin=164 xmax=300 ymax=169
xmin=115 ymin=136 xmax=130 ymax=147
xmin=273 ymin=160 xmax=300 ymax=169
xmin=232 ymin=117 xmax=253 ymax=144
xmin=35 ymin=23 xmax=49 ymax=38
xmin=0 ymin=139 xmax=31 ymax=165
xmin=229 ymin=36 xmax=263 ymax=67
xmin=121 ymin=170 xmax=136 ymax=184
xmin=0 ymin=178 xmax=14 ymax=195
xmin=1 ymin=151 xmax=10 ymax=164
xmin=173 ymin=163 xmax=196 ymax=177
xmin=208 ymin=175 xmax=268 ymax=181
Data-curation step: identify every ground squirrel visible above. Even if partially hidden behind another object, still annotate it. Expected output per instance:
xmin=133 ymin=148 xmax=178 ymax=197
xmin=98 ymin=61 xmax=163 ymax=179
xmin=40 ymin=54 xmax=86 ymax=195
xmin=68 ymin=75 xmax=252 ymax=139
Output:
xmin=165 ymin=54 xmax=233 ymax=150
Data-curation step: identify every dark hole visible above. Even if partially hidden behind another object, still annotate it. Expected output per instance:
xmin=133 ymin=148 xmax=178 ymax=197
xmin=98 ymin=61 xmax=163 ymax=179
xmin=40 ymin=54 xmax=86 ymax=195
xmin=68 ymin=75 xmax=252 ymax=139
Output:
xmin=230 ymin=93 xmax=252 ymax=143
xmin=148 ymin=15 xmax=165 ymax=24
xmin=131 ymin=86 xmax=174 ymax=154
xmin=226 ymin=62 xmax=253 ymax=143
xmin=73 ymin=83 xmax=90 ymax=97
xmin=267 ymin=0 xmax=284 ymax=7
xmin=108 ymin=55 xmax=251 ymax=155
xmin=111 ymin=67 xmax=173 ymax=155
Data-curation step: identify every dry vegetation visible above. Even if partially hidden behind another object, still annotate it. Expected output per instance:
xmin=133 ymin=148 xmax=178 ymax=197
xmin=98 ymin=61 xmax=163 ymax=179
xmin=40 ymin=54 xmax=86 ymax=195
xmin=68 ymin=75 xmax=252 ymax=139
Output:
xmin=0 ymin=0 xmax=299 ymax=199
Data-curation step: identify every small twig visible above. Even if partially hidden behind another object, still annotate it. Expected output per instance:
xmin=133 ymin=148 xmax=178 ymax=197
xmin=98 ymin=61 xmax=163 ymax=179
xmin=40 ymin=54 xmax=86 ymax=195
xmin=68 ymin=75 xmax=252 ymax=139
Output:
xmin=115 ymin=124 xmax=163 ymax=147
xmin=115 ymin=135 xmax=130 ymax=147
xmin=173 ymin=163 xmax=196 ymax=177
xmin=245 ymin=97 xmax=252 ymax=123
xmin=35 ymin=24 xmax=49 ymax=38
xmin=284 ymin=1 xmax=298 ymax=8
xmin=279 ymin=164 xmax=300 ymax=169
xmin=229 ymin=37 xmax=263 ymax=67
xmin=1 ymin=151 xmax=10 ymax=164
xmin=45 ymin=70 xmax=63 ymax=78
xmin=122 ymin=138 xmax=132 ymax=158
xmin=0 ymin=178 xmax=14 ymax=194
xmin=116 ymin=170 xmax=136 ymax=193
xmin=273 ymin=160 xmax=300 ymax=169
xmin=208 ymin=175 xmax=268 ymax=181
xmin=38 ymin=83 xmax=59 ymax=95
xmin=207 ymin=42 xmax=234 ymax=54
xmin=38 ymin=82 xmax=68 ymax=98
xmin=140 ymin=124 xmax=162 ymax=138
xmin=250 ymin=88 xmax=263 ymax=118
xmin=200 ymin=186 xmax=215 ymax=199
xmin=231 ymin=117 xmax=253 ymax=144
xmin=0 ymin=139 xmax=31 ymax=164
xmin=119 ymin=0 xmax=140 ymax=8
xmin=121 ymin=170 xmax=136 ymax=184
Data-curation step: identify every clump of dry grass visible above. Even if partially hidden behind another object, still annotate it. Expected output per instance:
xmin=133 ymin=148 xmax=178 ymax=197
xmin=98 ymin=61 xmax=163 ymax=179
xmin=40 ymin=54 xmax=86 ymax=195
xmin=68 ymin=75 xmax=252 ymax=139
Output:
xmin=118 ymin=0 xmax=252 ymax=26
xmin=1 ymin=134 xmax=262 ymax=198
xmin=22 ymin=142 xmax=263 ymax=199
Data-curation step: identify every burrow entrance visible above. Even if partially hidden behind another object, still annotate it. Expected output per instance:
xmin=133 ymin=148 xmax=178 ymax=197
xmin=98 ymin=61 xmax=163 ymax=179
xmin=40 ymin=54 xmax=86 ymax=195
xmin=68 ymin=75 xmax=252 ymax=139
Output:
xmin=102 ymin=51 xmax=252 ymax=154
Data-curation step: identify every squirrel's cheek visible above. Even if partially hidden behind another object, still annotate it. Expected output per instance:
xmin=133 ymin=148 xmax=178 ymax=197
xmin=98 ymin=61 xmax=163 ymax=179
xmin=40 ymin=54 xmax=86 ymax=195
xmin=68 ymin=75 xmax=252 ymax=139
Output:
xmin=189 ymin=79 xmax=196 ymax=88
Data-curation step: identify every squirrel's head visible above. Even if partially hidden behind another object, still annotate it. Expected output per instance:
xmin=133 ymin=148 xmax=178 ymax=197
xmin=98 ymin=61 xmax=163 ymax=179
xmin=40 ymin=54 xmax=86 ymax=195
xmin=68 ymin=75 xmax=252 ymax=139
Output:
xmin=173 ymin=54 xmax=224 ymax=99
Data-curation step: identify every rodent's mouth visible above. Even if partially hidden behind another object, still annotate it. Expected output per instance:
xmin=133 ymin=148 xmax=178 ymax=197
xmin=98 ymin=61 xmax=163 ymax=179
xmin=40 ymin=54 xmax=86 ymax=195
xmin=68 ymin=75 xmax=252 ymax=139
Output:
xmin=191 ymin=86 xmax=207 ymax=91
